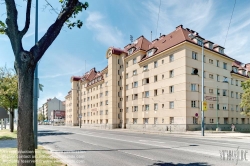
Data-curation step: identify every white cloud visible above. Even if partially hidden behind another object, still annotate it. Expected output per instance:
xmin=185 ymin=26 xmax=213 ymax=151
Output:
xmin=85 ymin=11 xmax=125 ymax=48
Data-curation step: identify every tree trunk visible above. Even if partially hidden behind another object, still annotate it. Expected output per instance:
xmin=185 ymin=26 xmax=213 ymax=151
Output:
xmin=17 ymin=67 xmax=35 ymax=166
xmin=9 ymin=110 xmax=14 ymax=132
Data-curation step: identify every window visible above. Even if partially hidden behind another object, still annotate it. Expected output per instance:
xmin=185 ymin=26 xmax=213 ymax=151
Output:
xmin=144 ymin=91 xmax=149 ymax=98
xmin=223 ymin=90 xmax=227 ymax=96
xmin=236 ymin=80 xmax=238 ymax=86
xmin=133 ymin=106 xmax=138 ymax=112
xmin=169 ymin=70 xmax=174 ymax=78
xmin=143 ymin=118 xmax=149 ymax=124
xmin=209 ymin=59 xmax=213 ymax=64
xmin=126 ymin=96 xmax=128 ymax=101
xmin=193 ymin=117 xmax=198 ymax=124
xmin=169 ymin=101 xmax=174 ymax=109
xmin=133 ymin=94 xmax=138 ymax=100
xmin=161 ymin=74 xmax=164 ymax=79
xmin=128 ymin=48 xmax=134 ymax=55
xmin=154 ymin=75 xmax=158 ymax=82
xmin=154 ymin=118 xmax=158 ymax=124
xmin=100 ymin=93 xmax=103 ymax=97
xmin=191 ymin=84 xmax=196 ymax=91
xmin=223 ymin=105 xmax=227 ymax=110
xmin=219 ymin=48 xmax=224 ymax=54
xmin=231 ymin=91 xmax=234 ymax=98
xmin=170 ymin=117 xmax=174 ymax=124
xmin=197 ymin=39 xmax=203 ymax=46
xmin=217 ymin=75 xmax=220 ymax=82
xmin=236 ymin=92 xmax=238 ymax=99
xmin=169 ymin=55 xmax=174 ymax=62
xmin=162 ymin=59 xmax=164 ymax=64
xmin=143 ymin=65 xmax=148 ymax=71
xmin=223 ymin=77 xmax=228 ymax=83
xmin=217 ymin=89 xmax=220 ymax=95
xmin=133 ymin=81 xmax=138 ymax=88
xmin=154 ymin=89 xmax=158 ymax=96
xmin=236 ymin=118 xmax=238 ymax=124
xmin=209 ymin=74 xmax=213 ymax=79
xmin=209 ymin=89 xmax=213 ymax=94
xmin=192 ymin=51 xmax=197 ymax=60
xmin=106 ymin=100 xmax=108 ymax=105
xmin=126 ymin=85 xmax=128 ymax=90
xmin=162 ymin=104 xmax=164 ymax=108
xmin=191 ymin=101 xmax=196 ymax=108
xmin=162 ymin=89 xmax=164 ymax=94
xmin=133 ymin=70 xmax=137 ymax=76
xmin=231 ymin=78 xmax=233 ymax=85
xmin=106 ymin=81 xmax=108 ymax=86
xmin=145 ymin=105 xmax=149 ymax=111
xmin=100 ymin=110 xmax=103 ymax=115
xmin=126 ymin=107 xmax=129 ymax=113
xmin=209 ymin=104 xmax=213 ymax=108
xmin=131 ymin=58 xmax=136 ymax=65
xmin=147 ymin=49 xmax=154 ymax=57
xmin=143 ymin=78 xmax=149 ymax=84
xmin=169 ymin=86 xmax=174 ymax=93
xmin=216 ymin=60 xmax=219 ymax=67
xmin=203 ymin=55 xmax=206 ymax=63
xmin=105 ymin=91 xmax=108 ymax=96
xmin=223 ymin=62 xmax=227 ymax=69
xmin=154 ymin=103 xmax=158 ymax=111
xmin=209 ymin=43 xmax=213 ymax=49
xmin=100 ymin=102 xmax=103 ymax=106
xmin=210 ymin=119 xmax=214 ymax=123
xmin=154 ymin=61 xmax=158 ymax=68
xmin=133 ymin=118 xmax=137 ymax=124
xmin=240 ymin=93 xmax=242 ymax=99
xmin=217 ymin=104 xmax=220 ymax=110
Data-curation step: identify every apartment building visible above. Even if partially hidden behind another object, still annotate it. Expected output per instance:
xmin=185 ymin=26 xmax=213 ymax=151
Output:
xmin=65 ymin=25 xmax=250 ymax=131
xmin=39 ymin=97 xmax=65 ymax=120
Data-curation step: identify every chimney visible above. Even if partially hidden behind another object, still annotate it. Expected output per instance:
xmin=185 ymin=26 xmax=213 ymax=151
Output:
xmin=176 ymin=25 xmax=183 ymax=30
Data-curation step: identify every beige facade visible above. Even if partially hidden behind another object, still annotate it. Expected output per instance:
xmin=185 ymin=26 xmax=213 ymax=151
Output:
xmin=65 ymin=25 xmax=250 ymax=131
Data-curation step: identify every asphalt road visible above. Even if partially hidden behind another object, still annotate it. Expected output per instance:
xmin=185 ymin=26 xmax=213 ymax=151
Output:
xmin=38 ymin=125 xmax=250 ymax=166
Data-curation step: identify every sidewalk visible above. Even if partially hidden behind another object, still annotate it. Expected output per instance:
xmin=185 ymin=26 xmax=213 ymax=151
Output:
xmin=54 ymin=125 xmax=250 ymax=139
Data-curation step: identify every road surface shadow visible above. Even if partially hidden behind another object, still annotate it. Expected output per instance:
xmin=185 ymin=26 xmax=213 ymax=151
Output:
xmin=38 ymin=131 xmax=73 ymax=137
xmin=149 ymin=162 xmax=209 ymax=166
xmin=38 ymin=141 xmax=60 ymax=145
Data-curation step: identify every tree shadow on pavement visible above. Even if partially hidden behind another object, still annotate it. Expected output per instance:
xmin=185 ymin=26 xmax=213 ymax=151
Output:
xmin=149 ymin=161 xmax=209 ymax=166
xmin=38 ymin=131 xmax=73 ymax=137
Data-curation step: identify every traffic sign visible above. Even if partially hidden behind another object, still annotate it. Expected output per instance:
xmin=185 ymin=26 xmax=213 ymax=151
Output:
xmin=202 ymin=101 xmax=207 ymax=111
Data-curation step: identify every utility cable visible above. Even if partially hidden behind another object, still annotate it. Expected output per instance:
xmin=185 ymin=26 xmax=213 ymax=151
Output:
xmin=224 ymin=0 xmax=236 ymax=47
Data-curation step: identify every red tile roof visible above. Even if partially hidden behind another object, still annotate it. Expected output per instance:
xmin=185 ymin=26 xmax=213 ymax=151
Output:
xmin=138 ymin=25 xmax=234 ymax=62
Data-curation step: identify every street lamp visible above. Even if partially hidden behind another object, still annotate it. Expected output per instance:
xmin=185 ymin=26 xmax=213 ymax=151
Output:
xmin=72 ymin=88 xmax=82 ymax=128
xmin=189 ymin=33 xmax=205 ymax=136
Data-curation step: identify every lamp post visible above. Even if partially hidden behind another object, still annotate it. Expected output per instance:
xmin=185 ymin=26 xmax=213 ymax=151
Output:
xmin=216 ymin=86 xmax=219 ymax=130
xmin=72 ymin=88 xmax=82 ymax=128
xmin=33 ymin=0 xmax=39 ymax=149
xmin=188 ymin=33 xmax=205 ymax=136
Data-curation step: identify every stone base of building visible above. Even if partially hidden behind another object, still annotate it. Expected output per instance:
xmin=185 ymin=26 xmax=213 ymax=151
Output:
xmin=187 ymin=124 xmax=250 ymax=131
xmin=65 ymin=123 xmax=250 ymax=132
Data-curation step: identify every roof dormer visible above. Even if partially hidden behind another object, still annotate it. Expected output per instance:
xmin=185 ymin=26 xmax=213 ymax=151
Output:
xmin=147 ymin=48 xmax=157 ymax=57
xmin=204 ymin=40 xmax=214 ymax=49
xmin=232 ymin=66 xmax=238 ymax=73
xmin=213 ymin=44 xmax=225 ymax=54
xmin=128 ymin=47 xmax=136 ymax=55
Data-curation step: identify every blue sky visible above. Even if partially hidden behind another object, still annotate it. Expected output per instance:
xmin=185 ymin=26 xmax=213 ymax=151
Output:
xmin=0 ymin=0 xmax=250 ymax=108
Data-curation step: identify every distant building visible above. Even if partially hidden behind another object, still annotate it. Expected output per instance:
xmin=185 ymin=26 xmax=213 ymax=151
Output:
xmin=65 ymin=25 xmax=250 ymax=131
xmin=39 ymin=97 xmax=65 ymax=120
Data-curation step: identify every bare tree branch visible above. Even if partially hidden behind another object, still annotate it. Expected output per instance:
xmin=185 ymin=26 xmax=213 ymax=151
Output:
xmin=20 ymin=0 xmax=32 ymax=38
xmin=4 ymin=0 xmax=22 ymax=55
xmin=31 ymin=0 xmax=80 ymax=63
